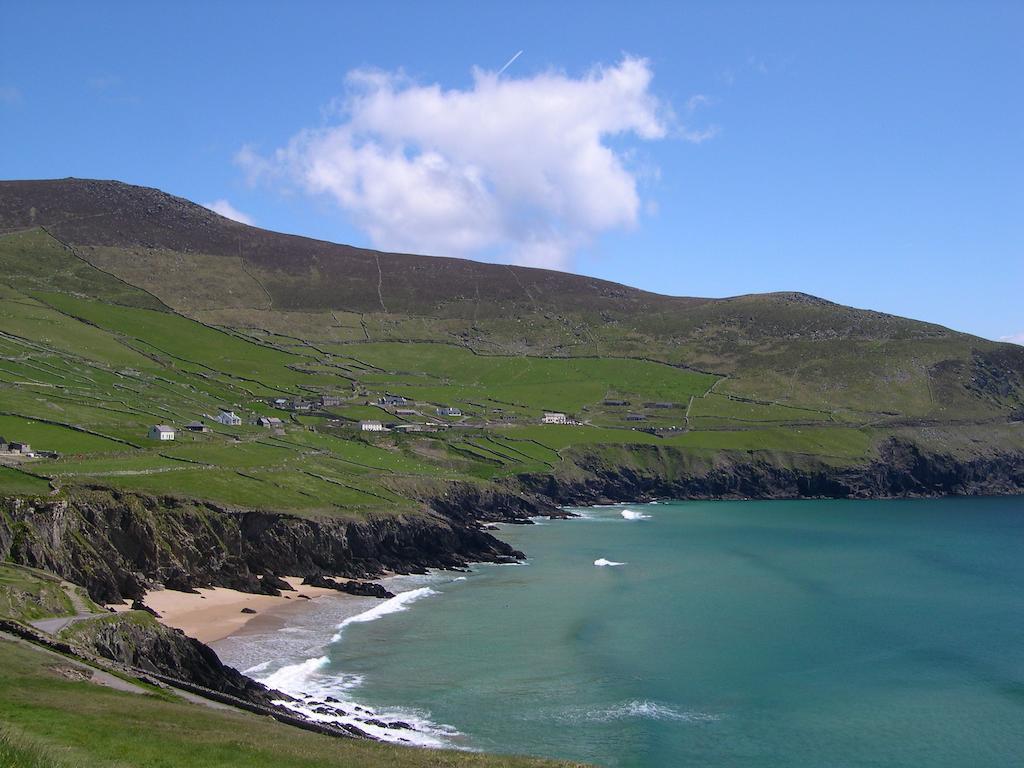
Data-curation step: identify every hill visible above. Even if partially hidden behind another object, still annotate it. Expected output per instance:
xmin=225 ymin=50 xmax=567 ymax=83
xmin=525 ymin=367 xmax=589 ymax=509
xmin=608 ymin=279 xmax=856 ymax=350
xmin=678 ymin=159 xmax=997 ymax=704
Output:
xmin=1 ymin=176 xmax=1022 ymax=766
xmin=0 ymin=177 xmax=1022 ymax=581
xmin=3 ymin=177 xmax=1022 ymax=422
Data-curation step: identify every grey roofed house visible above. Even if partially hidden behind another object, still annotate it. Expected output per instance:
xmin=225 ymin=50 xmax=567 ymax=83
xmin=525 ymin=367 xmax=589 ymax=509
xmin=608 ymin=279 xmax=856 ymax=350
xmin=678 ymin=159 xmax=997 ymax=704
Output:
xmin=603 ymin=399 xmax=631 ymax=407
xmin=147 ymin=425 xmax=175 ymax=441
xmin=256 ymin=416 xmax=284 ymax=427
xmin=436 ymin=406 xmax=462 ymax=416
xmin=379 ymin=395 xmax=409 ymax=406
xmin=214 ymin=410 xmax=242 ymax=426
xmin=625 ymin=413 xmax=647 ymax=421
xmin=183 ymin=421 xmax=209 ymax=432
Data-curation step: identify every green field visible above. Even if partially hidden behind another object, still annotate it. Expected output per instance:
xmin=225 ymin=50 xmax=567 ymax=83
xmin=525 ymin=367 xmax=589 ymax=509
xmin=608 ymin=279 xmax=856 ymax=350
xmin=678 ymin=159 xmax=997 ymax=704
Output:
xmin=3 ymin=223 xmax=1018 ymax=514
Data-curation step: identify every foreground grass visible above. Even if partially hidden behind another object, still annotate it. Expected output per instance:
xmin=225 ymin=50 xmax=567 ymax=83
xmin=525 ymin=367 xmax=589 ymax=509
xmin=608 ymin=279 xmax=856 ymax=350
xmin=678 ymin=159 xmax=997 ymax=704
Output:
xmin=0 ymin=638 xmax=585 ymax=768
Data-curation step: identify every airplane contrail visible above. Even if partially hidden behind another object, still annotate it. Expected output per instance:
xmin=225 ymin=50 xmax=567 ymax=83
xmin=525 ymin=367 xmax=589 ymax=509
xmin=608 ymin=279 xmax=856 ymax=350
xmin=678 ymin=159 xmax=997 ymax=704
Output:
xmin=497 ymin=50 xmax=523 ymax=77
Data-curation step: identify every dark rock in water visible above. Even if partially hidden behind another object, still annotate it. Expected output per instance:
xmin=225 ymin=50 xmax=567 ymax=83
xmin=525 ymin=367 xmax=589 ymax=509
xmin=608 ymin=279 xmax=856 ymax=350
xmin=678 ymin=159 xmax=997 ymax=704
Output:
xmin=362 ymin=718 xmax=389 ymax=729
xmin=302 ymin=574 xmax=395 ymax=599
xmin=297 ymin=594 xmax=311 ymax=600
xmin=240 ymin=607 xmax=257 ymax=614
xmin=389 ymin=720 xmax=413 ymax=730
xmin=130 ymin=599 xmax=160 ymax=618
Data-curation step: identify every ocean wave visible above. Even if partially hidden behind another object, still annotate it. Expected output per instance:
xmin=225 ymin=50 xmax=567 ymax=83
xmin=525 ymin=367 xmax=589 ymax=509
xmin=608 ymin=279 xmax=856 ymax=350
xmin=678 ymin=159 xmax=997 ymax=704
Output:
xmin=329 ymin=586 xmax=438 ymax=643
xmin=620 ymin=509 xmax=651 ymax=520
xmin=594 ymin=558 xmax=626 ymax=567
xmin=259 ymin=655 xmax=331 ymax=692
xmin=564 ymin=700 xmax=720 ymax=724
xmin=272 ymin=694 xmax=461 ymax=748
xmin=251 ymin=585 xmax=454 ymax=748
xmin=243 ymin=660 xmax=270 ymax=675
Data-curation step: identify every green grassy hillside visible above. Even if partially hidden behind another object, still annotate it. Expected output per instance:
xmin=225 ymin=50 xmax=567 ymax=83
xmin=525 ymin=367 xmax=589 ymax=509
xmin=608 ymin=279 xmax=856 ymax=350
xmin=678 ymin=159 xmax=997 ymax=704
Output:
xmin=1 ymin=181 xmax=1023 ymax=513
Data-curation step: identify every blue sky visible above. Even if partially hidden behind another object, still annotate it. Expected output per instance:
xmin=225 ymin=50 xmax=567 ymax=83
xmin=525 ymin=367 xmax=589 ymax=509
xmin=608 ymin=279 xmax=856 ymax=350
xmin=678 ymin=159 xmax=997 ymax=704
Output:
xmin=1 ymin=1 xmax=1021 ymax=342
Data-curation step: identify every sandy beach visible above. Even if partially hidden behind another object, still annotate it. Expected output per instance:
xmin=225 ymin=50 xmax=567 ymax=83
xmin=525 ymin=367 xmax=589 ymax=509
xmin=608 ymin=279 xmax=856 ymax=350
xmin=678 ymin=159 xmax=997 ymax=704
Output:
xmin=109 ymin=577 xmax=354 ymax=643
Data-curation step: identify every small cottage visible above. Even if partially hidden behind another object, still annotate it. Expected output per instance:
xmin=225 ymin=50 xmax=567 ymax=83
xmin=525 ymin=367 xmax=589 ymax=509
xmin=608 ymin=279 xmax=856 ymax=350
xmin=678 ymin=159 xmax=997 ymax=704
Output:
xmin=148 ymin=425 xmax=175 ymax=441
xmin=256 ymin=416 xmax=284 ymax=428
xmin=360 ymin=420 xmax=384 ymax=432
xmin=541 ymin=412 xmax=568 ymax=425
xmin=215 ymin=411 xmax=242 ymax=426
xmin=436 ymin=406 xmax=462 ymax=417
xmin=183 ymin=421 xmax=209 ymax=433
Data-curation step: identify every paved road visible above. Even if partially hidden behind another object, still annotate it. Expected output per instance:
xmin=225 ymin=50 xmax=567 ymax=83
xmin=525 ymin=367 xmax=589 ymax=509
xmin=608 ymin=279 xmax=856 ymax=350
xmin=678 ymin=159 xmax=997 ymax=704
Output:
xmin=29 ymin=581 xmax=107 ymax=634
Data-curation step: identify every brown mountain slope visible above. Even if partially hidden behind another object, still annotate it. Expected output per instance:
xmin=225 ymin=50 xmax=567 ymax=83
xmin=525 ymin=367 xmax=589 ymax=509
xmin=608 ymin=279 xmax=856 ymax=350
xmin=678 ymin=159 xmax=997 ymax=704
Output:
xmin=1 ymin=176 xmax=1022 ymax=423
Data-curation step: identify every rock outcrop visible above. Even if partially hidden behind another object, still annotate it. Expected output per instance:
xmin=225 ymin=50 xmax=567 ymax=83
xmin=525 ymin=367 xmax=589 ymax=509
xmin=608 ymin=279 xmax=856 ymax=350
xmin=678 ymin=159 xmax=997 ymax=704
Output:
xmin=0 ymin=487 xmax=526 ymax=604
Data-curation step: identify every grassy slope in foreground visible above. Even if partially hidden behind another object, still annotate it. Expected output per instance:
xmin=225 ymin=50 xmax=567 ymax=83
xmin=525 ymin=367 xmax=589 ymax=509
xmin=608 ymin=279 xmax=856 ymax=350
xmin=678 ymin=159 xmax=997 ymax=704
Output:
xmin=0 ymin=637 xmax=582 ymax=768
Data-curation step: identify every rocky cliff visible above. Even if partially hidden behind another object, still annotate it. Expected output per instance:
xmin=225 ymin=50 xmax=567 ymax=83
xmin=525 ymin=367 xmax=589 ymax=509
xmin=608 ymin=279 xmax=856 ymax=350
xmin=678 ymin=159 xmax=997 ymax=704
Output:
xmin=0 ymin=486 xmax=530 ymax=604
xmin=520 ymin=438 xmax=1024 ymax=504
xmin=2 ymin=439 xmax=1022 ymax=605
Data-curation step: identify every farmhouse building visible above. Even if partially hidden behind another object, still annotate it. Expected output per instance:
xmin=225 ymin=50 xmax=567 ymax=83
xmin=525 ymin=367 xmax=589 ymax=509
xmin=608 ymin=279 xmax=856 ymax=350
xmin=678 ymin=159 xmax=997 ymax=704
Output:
xmin=256 ymin=416 xmax=284 ymax=428
xmin=148 ymin=425 xmax=175 ymax=441
xmin=436 ymin=406 xmax=462 ymax=416
xmin=183 ymin=421 xmax=209 ymax=433
xmin=379 ymin=395 xmax=409 ymax=407
xmin=603 ymin=399 xmax=631 ymax=407
xmin=360 ymin=420 xmax=384 ymax=432
xmin=215 ymin=411 xmax=242 ymax=426
xmin=541 ymin=412 xmax=568 ymax=424
xmin=319 ymin=395 xmax=344 ymax=408
xmin=625 ymin=413 xmax=647 ymax=421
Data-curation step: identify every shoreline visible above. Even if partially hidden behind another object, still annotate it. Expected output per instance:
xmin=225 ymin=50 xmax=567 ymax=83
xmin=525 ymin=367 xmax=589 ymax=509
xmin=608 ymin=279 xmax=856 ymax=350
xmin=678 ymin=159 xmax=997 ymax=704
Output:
xmin=109 ymin=577 xmax=358 ymax=644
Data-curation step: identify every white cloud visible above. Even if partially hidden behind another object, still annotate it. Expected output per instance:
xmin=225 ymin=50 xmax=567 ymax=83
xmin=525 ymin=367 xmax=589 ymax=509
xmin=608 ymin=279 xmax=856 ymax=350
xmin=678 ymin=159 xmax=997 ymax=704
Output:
xmin=999 ymin=332 xmax=1024 ymax=346
xmin=239 ymin=56 xmax=709 ymax=269
xmin=203 ymin=199 xmax=254 ymax=225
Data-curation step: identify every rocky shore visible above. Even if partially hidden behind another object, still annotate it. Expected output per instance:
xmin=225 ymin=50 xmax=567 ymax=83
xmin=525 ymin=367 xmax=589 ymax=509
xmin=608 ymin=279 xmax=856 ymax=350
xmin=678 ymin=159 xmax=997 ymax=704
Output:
xmin=2 ymin=436 xmax=1023 ymax=738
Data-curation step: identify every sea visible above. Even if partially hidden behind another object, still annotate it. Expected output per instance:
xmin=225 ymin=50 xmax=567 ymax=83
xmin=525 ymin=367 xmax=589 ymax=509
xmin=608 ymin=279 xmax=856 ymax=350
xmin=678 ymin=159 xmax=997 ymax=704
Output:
xmin=213 ymin=497 xmax=1024 ymax=767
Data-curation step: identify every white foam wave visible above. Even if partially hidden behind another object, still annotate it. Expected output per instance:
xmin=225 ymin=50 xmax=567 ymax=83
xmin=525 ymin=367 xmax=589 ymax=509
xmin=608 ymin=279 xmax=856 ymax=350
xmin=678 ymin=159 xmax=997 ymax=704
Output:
xmin=260 ymin=655 xmax=330 ymax=691
xmin=620 ymin=509 xmax=651 ymax=520
xmin=330 ymin=586 xmax=438 ymax=643
xmin=273 ymin=695 xmax=461 ymax=747
xmin=568 ymin=700 xmax=720 ymax=724
xmin=594 ymin=558 xmax=626 ymax=567
xmin=243 ymin=660 xmax=270 ymax=675
xmin=251 ymin=585 xmax=453 ymax=748
xmin=453 ymin=576 xmax=467 ymax=582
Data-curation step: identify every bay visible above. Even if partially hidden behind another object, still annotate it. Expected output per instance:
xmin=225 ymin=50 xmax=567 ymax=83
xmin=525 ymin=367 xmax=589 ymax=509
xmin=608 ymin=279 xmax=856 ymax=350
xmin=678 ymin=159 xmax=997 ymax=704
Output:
xmin=219 ymin=497 xmax=1024 ymax=766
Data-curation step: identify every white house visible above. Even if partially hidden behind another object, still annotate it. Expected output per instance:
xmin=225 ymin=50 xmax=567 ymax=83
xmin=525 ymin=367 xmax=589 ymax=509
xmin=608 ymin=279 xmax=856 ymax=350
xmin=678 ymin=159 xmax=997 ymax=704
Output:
xmin=541 ymin=412 xmax=568 ymax=424
xmin=436 ymin=406 xmax=462 ymax=417
xmin=148 ymin=425 xmax=175 ymax=441
xmin=360 ymin=420 xmax=384 ymax=432
xmin=215 ymin=411 xmax=242 ymax=426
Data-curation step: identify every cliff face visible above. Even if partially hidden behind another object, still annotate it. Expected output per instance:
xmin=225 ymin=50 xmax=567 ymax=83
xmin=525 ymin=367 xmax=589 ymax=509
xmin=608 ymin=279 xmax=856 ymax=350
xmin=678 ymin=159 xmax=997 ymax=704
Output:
xmin=0 ymin=487 xmax=526 ymax=603
xmin=61 ymin=613 xmax=280 ymax=706
xmin=2 ymin=440 xmax=1022 ymax=605
xmin=520 ymin=439 xmax=1024 ymax=504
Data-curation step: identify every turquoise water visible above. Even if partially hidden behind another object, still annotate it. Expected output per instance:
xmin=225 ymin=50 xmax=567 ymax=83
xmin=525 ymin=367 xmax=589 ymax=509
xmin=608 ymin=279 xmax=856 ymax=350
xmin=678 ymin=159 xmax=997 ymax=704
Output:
xmin=229 ymin=497 xmax=1024 ymax=766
